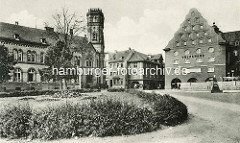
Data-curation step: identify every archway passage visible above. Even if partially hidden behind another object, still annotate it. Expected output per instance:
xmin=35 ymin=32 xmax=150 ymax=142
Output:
xmin=187 ymin=78 xmax=198 ymax=83
xmin=205 ymin=77 xmax=214 ymax=82
xmin=171 ymin=78 xmax=181 ymax=89
xmin=131 ymin=81 xmax=140 ymax=88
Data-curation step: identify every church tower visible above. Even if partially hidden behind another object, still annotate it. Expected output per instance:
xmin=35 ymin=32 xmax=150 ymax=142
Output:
xmin=87 ymin=8 xmax=105 ymax=84
xmin=87 ymin=8 xmax=105 ymax=54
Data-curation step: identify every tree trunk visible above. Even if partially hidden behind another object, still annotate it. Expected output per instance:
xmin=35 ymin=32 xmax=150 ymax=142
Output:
xmin=62 ymin=78 xmax=67 ymax=90
xmin=79 ymin=74 xmax=81 ymax=89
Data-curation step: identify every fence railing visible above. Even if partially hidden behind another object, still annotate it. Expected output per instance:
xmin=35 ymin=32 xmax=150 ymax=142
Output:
xmin=180 ymin=81 xmax=240 ymax=91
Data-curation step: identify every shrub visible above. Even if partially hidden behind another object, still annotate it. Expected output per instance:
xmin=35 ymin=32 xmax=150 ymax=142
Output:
xmin=0 ymin=98 xmax=160 ymax=140
xmin=126 ymin=89 xmax=188 ymax=126
xmin=0 ymin=104 xmax=32 ymax=139
xmin=51 ymin=91 xmax=84 ymax=98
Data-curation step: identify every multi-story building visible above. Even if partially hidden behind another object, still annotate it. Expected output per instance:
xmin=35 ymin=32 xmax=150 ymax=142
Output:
xmin=107 ymin=48 xmax=164 ymax=89
xmin=164 ymin=8 xmax=240 ymax=89
xmin=0 ymin=8 xmax=105 ymax=90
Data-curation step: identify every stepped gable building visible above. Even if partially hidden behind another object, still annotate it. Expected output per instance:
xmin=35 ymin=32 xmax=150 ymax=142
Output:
xmin=0 ymin=8 xmax=105 ymax=90
xmin=107 ymin=48 xmax=164 ymax=89
xmin=164 ymin=8 xmax=240 ymax=89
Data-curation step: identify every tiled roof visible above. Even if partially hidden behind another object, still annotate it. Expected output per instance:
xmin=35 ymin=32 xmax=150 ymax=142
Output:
xmin=164 ymin=8 xmax=225 ymax=50
xmin=0 ymin=22 xmax=91 ymax=50
xmin=108 ymin=49 xmax=162 ymax=63
xmin=150 ymin=54 xmax=163 ymax=60
xmin=222 ymin=31 xmax=240 ymax=46
xmin=108 ymin=50 xmax=133 ymax=62
xmin=0 ymin=22 xmax=59 ymax=45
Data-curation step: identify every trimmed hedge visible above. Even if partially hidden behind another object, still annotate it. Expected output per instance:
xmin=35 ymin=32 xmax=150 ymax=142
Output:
xmin=126 ymin=90 xmax=188 ymax=126
xmin=0 ymin=99 xmax=159 ymax=140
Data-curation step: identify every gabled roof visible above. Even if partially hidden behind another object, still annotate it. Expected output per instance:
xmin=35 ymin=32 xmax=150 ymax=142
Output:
xmin=108 ymin=50 xmax=133 ymax=62
xmin=164 ymin=8 xmax=225 ymax=50
xmin=128 ymin=51 xmax=148 ymax=62
xmin=150 ymin=54 xmax=163 ymax=60
xmin=108 ymin=48 xmax=163 ymax=63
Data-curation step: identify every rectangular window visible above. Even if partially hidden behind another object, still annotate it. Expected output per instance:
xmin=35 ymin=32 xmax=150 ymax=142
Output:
xmin=208 ymin=67 xmax=214 ymax=72
xmin=173 ymin=60 xmax=179 ymax=64
xmin=133 ymin=63 xmax=137 ymax=68
xmin=196 ymin=58 xmax=203 ymax=63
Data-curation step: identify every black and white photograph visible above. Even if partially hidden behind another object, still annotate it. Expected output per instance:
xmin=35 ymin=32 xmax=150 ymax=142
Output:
xmin=0 ymin=0 xmax=240 ymax=142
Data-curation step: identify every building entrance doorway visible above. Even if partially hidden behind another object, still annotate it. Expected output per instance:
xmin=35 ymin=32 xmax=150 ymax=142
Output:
xmin=171 ymin=78 xmax=181 ymax=89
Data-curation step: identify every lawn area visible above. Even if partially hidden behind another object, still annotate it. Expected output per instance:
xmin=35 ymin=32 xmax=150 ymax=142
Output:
xmin=156 ymin=90 xmax=240 ymax=105
xmin=0 ymin=90 xmax=188 ymax=140
xmin=0 ymin=92 xmax=145 ymax=110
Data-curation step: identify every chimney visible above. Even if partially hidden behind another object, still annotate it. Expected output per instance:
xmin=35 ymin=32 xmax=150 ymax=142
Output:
xmin=15 ymin=21 xmax=19 ymax=25
xmin=129 ymin=47 xmax=131 ymax=50
xmin=45 ymin=27 xmax=54 ymax=32
xmin=212 ymin=22 xmax=220 ymax=34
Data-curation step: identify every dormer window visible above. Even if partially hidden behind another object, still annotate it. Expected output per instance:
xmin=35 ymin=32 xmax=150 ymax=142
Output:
xmin=199 ymin=39 xmax=203 ymax=44
xmin=208 ymin=38 xmax=212 ymax=43
xmin=41 ymin=38 xmax=46 ymax=44
xmin=184 ymin=41 xmax=187 ymax=46
xmin=176 ymin=42 xmax=180 ymax=47
xmin=192 ymin=26 xmax=195 ymax=30
xmin=192 ymin=40 xmax=195 ymax=45
xmin=14 ymin=34 xmax=19 ymax=40
xmin=200 ymin=25 xmax=203 ymax=29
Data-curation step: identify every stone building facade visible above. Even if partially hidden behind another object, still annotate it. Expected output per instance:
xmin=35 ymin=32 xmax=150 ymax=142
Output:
xmin=0 ymin=8 xmax=105 ymax=90
xmin=107 ymin=48 xmax=164 ymax=89
xmin=164 ymin=8 xmax=240 ymax=89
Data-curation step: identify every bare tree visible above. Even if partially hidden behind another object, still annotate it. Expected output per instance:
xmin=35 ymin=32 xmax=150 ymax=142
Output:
xmin=44 ymin=7 xmax=86 ymax=90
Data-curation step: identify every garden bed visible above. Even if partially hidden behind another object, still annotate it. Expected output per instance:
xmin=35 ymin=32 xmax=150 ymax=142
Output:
xmin=0 ymin=90 xmax=188 ymax=140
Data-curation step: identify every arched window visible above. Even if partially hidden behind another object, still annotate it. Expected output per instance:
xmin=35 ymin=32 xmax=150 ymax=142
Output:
xmin=18 ymin=49 xmax=23 ymax=61
xmin=208 ymin=47 xmax=214 ymax=53
xmin=171 ymin=78 xmax=181 ymax=89
xmin=185 ymin=50 xmax=190 ymax=55
xmin=14 ymin=68 xmax=22 ymax=82
xmin=40 ymin=52 xmax=44 ymax=63
xmin=13 ymin=49 xmax=18 ymax=61
xmin=27 ymin=51 xmax=31 ymax=62
xmin=31 ymin=51 xmax=36 ymax=62
xmin=74 ymin=57 xmax=78 ymax=65
xmin=92 ymin=32 xmax=97 ymax=41
xmin=196 ymin=48 xmax=201 ymax=54
xmin=74 ymin=56 xmax=80 ymax=66
xmin=174 ymin=51 xmax=179 ymax=56
xmin=96 ymin=59 xmax=99 ymax=67
xmin=28 ymin=68 xmax=36 ymax=82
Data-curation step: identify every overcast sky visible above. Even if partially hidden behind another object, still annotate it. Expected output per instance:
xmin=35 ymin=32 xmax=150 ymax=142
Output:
xmin=0 ymin=0 xmax=240 ymax=56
